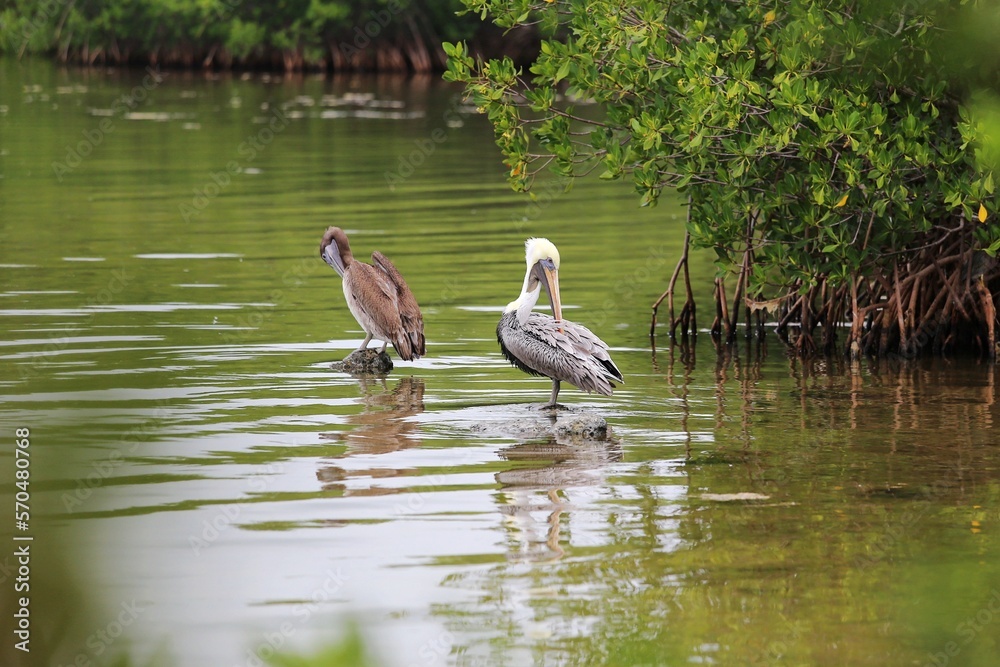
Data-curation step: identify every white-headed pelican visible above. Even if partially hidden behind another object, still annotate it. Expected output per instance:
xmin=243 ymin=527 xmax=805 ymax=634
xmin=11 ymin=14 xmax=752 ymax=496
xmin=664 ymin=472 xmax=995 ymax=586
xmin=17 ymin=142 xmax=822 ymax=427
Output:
xmin=320 ymin=226 xmax=425 ymax=361
xmin=497 ymin=238 xmax=623 ymax=406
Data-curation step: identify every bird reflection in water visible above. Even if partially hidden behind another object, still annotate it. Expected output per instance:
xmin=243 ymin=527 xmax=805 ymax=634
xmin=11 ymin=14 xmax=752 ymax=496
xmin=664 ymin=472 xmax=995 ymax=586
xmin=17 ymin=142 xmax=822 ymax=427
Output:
xmin=494 ymin=436 xmax=622 ymax=562
xmin=316 ymin=376 xmax=425 ymax=495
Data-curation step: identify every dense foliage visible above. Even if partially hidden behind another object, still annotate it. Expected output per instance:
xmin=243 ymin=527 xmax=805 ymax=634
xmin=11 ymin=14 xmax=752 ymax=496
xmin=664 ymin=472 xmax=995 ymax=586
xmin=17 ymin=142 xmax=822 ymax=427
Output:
xmin=446 ymin=0 xmax=1000 ymax=357
xmin=0 ymin=0 xmax=507 ymax=71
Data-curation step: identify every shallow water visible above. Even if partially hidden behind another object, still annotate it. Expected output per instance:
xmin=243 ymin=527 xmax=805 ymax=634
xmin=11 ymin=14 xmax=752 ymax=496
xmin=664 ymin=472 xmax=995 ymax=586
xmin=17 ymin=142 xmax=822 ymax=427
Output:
xmin=2 ymin=60 xmax=1000 ymax=667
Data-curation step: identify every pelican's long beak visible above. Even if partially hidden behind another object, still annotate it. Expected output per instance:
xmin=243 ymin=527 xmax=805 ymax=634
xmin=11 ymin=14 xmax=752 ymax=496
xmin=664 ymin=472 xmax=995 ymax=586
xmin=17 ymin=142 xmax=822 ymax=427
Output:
xmin=321 ymin=243 xmax=346 ymax=277
xmin=535 ymin=259 xmax=562 ymax=326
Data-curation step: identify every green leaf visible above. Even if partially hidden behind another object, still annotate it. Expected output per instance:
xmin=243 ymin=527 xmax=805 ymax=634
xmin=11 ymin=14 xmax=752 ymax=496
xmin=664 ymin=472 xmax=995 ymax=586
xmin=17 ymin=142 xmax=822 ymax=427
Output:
xmin=555 ymin=59 xmax=572 ymax=82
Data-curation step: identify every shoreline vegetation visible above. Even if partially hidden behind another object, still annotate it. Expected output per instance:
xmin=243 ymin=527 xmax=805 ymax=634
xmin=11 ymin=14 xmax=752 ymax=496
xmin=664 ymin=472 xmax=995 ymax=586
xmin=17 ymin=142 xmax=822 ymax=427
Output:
xmin=2 ymin=0 xmax=534 ymax=72
xmin=445 ymin=0 xmax=1000 ymax=359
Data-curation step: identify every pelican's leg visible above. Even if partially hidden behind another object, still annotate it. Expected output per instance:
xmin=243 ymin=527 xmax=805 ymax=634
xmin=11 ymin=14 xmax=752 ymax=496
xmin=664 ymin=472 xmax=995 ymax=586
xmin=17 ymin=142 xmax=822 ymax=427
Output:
xmin=355 ymin=332 xmax=373 ymax=352
xmin=379 ymin=341 xmax=388 ymax=354
xmin=546 ymin=380 xmax=561 ymax=408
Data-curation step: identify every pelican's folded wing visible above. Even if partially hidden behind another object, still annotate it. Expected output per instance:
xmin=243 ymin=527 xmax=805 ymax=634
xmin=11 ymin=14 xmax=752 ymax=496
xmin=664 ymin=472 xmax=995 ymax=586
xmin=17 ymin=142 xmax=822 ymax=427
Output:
xmin=499 ymin=312 xmax=623 ymax=395
xmin=372 ymin=251 xmax=425 ymax=358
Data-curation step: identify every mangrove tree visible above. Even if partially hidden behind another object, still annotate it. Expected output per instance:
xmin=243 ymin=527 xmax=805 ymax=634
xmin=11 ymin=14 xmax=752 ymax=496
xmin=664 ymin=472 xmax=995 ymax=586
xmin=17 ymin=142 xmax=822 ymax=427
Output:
xmin=445 ymin=0 xmax=1000 ymax=358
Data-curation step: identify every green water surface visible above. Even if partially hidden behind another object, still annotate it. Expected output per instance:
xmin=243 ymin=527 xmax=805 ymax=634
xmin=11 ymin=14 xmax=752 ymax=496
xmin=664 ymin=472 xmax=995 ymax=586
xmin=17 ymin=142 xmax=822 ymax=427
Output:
xmin=1 ymin=59 xmax=999 ymax=667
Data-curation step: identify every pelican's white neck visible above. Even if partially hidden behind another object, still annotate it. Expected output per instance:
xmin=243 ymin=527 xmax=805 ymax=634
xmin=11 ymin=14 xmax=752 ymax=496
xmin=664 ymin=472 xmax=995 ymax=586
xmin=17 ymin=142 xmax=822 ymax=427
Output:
xmin=504 ymin=237 xmax=560 ymax=324
xmin=504 ymin=266 xmax=540 ymax=324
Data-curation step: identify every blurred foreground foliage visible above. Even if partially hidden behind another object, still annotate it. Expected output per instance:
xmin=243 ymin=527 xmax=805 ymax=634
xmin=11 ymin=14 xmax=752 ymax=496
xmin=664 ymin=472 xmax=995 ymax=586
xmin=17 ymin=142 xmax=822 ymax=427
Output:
xmin=265 ymin=625 xmax=378 ymax=667
xmin=446 ymin=0 xmax=1000 ymax=358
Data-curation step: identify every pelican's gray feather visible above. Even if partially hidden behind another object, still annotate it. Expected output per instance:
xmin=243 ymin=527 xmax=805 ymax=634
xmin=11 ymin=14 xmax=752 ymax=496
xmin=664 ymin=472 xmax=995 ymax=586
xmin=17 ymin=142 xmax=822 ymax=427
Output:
xmin=498 ymin=311 xmax=623 ymax=396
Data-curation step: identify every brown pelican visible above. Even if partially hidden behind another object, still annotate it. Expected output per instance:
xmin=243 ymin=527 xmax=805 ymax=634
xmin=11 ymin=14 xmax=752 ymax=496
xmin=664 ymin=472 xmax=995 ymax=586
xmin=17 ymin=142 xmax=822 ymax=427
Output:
xmin=497 ymin=238 xmax=623 ymax=407
xmin=320 ymin=226 xmax=425 ymax=361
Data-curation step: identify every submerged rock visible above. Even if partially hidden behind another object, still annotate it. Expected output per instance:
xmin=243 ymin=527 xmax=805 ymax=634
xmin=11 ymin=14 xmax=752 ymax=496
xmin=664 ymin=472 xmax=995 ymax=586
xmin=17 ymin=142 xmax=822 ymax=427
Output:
xmin=470 ymin=406 xmax=610 ymax=442
xmin=330 ymin=348 xmax=393 ymax=374
xmin=553 ymin=413 xmax=608 ymax=441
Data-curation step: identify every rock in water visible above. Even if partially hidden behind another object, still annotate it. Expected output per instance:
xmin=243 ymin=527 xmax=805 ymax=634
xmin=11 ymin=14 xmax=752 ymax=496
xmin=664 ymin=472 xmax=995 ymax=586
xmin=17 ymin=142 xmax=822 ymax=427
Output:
xmin=330 ymin=348 xmax=393 ymax=374
xmin=469 ymin=407 xmax=610 ymax=442
xmin=553 ymin=413 xmax=608 ymax=440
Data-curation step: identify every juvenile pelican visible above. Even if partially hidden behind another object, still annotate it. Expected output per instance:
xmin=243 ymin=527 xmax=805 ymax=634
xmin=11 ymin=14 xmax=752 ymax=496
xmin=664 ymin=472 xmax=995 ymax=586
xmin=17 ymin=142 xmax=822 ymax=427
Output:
xmin=497 ymin=238 xmax=623 ymax=407
xmin=320 ymin=226 xmax=425 ymax=361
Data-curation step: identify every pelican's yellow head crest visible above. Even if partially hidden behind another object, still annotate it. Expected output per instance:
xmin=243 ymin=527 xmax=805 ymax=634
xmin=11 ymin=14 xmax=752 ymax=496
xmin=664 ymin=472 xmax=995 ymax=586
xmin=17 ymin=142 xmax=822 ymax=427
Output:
xmin=525 ymin=237 xmax=560 ymax=269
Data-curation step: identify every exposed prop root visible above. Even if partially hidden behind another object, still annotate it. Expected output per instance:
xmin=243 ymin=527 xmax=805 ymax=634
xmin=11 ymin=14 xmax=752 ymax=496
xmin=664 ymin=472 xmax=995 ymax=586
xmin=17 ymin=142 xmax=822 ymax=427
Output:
xmin=651 ymin=229 xmax=696 ymax=340
xmin=651 ymin=218 xmax=1000 ymax=359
